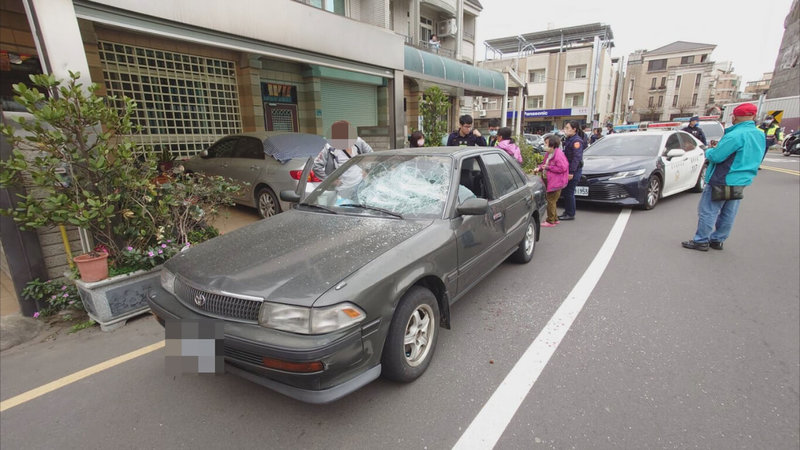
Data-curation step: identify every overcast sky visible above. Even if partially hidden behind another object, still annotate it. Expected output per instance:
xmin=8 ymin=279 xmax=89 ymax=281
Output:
xmin=474 ymin=0 xmax=795 ymax=84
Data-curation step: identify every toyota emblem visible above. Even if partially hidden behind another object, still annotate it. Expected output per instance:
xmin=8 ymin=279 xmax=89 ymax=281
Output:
xmin=194 ymin=293 xmax=206 ymax=307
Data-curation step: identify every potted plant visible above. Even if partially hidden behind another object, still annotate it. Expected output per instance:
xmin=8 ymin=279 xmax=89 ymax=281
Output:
xmin=1 ymin=72 xmax=240 ymax=330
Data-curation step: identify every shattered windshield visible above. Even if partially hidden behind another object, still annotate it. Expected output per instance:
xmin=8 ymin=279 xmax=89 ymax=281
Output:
xmin=303 ymin=154 xmax=452 ymax=218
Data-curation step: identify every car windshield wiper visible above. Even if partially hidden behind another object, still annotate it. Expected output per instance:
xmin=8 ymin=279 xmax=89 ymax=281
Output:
xmin=337 ymin=203 xmax=403 ymax=219
xmin=298 ymin=203 xmax=338 ymax=214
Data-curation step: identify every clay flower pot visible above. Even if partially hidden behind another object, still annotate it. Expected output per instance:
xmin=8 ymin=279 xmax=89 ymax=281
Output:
xmin=73 ymin=252 xmax=109 ymax=282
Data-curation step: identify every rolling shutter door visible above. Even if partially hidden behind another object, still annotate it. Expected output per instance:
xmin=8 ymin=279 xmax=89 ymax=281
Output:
xmin=320 ymin=79 xmax=377 ymax=137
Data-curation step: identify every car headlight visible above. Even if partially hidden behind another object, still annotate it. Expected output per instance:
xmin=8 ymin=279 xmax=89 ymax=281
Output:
xmin=259 ymin=302 xmax=366 ymax=334
xmin=160 ymin=268 xmax=176 ymax=294
xmin=608 ymin=169 xmax=646 ymax=180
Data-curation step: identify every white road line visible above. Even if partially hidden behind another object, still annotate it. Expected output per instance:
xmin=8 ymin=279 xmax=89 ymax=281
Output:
xmin=453 ymin=209 xmax=632 ymax=450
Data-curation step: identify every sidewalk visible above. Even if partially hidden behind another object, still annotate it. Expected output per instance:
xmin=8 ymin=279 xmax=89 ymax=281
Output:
xmin=0 ymin=204 xmax=261 ymax=351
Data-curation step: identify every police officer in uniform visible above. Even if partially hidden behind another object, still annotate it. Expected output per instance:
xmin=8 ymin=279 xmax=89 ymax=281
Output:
xmin=558 ymin=120 xmax=587 ymax=221
xmin=682 ymin=116 xmax=707 ymax=145
xmin=758 ymin=115 xmax=782 ymax=163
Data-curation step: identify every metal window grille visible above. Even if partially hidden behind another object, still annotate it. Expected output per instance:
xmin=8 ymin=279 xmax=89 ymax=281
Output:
xmin=97 ymin=40 xmax=242 ymax=159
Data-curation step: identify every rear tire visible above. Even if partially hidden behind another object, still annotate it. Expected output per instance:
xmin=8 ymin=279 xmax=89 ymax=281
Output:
xmin=510 ymin=217 xmax=536 ymax=263
xmin=381 ymin=286 xmax=440 ymax=383
xmin=256 ymin=186 xmax=280 ymax=219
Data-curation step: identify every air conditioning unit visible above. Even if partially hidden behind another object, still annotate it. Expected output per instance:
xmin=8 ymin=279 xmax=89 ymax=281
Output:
xmin=437 ymin=18 xmax=457 ymax=37
xmin=479 ymin=109 xmax=487 ymax=117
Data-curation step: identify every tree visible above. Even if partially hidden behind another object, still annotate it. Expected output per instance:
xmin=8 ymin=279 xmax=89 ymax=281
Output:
xmin=419 ymin=86 xmax=450 ymax=146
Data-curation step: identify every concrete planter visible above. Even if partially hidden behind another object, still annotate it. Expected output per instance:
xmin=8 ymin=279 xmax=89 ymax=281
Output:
xmin=75 ymin=266 xmax=161 ymax=331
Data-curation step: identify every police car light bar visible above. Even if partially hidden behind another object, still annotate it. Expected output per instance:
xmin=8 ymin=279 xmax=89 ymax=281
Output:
xmin=674 ymin=115 xmax=721 ymax=122
xmin=647 ymin=122 xmax=681 ymax=128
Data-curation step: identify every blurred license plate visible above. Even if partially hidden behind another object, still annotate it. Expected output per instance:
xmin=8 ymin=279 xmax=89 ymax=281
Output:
xmin=576 ymin=186 xmax=589 ymax=196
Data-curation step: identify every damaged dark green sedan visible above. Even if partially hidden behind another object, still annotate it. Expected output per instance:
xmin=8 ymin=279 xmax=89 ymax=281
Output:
xmin=148 ymin=147 xmax=546 ymax=403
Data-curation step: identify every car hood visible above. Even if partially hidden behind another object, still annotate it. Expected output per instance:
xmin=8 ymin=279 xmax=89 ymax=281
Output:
xmin=165 ymin=210 xmax=431 ymax=307
xmin=582 ymin=155 xmax=654 ymax=174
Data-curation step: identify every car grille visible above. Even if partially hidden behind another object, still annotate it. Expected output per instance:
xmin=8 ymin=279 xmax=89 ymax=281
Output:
xmin=589 ymin=184 xmax=630 ymax=200
xmin=174 ymin=278 xmax=262 ymax=322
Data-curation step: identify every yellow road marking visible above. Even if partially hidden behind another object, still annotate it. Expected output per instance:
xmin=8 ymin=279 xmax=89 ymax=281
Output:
xmin=0 ymin=341 xmax=164 ymax=412
xmin=760 ymin=165 xmax=800 ymax=176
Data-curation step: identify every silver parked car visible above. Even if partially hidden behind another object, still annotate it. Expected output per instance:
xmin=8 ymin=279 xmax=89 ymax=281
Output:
xmin=182 ymin=132 xmax=327 ymax=218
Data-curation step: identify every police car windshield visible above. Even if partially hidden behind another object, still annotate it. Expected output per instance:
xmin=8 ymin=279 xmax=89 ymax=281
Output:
xmin=584 ymin=134 xmax=663 ymax=157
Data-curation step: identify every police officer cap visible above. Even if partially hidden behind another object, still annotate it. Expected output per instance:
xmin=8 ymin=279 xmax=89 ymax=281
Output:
xmin=689 ymin=116 xmax=700 ymax=122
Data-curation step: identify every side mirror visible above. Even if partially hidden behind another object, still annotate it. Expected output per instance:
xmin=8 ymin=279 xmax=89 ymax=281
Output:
xmin=457 ymin=198 xmax=489 ymax=216
xmin=280 ymin=190 xmax=301 ymax=203
xmin=666 ymin=149 xmax=685 ymax=159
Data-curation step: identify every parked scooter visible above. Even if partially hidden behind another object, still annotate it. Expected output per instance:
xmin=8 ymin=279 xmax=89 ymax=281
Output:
xmin=783 ymin=130 xmax=800 ymax=156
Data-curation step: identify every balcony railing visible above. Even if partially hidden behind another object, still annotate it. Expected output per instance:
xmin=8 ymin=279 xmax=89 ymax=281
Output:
xmin=402 ymin=35 xmax=455 ymax=58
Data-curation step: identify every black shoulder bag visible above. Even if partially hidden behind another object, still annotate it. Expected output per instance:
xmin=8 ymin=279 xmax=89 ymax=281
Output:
xmin=711 ymin=185 xmax=744 ymax=201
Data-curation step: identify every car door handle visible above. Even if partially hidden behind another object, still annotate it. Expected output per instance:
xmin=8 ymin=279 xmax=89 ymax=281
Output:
xmin=250 ymin=165 xmax=259 ymax=170
xmin=492 ymin=212 xmax=503 ymax=221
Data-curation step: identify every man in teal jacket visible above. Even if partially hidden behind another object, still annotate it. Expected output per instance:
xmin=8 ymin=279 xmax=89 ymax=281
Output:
xmin=682 ymin=103 xmax=765 ymax=251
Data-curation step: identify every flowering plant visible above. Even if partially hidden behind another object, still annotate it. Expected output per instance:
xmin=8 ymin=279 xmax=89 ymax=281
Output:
xmin=21 ymin=278 xmax=84 ymax=317
xmin=111 ymin=240 xmax=190 ymax=276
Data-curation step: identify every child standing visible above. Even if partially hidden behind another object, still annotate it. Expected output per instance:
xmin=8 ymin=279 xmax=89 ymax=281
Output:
xmin=495 ymin=127 xmax=523 ymax=163
xmin=534 ymin=134 xmax=569 ymax=227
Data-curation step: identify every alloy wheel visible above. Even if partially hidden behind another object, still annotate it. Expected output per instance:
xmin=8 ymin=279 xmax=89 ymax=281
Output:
xmin=403 ymin=304 xmax=435 ymax=367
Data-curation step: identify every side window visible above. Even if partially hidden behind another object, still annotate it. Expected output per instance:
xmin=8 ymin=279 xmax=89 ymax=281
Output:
xmin=482 ymin=153 xmax=518 ymax=198
xmin=458 ymin=157 xmax=486 ymax=200
xmin=207 ymin=138 xmax=238 ymax=158
xmin=235 ymin=137 xmax=265 ymax=159
xmin=664 ymin=133 xmax=681 ymax=152
xmin=504 ymin=159 xmax=525 ymax=187
xmin=678 ymin=132 xmax=698 ymax=151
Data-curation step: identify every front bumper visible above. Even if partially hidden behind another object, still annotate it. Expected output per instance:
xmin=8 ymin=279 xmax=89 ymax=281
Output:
xmin=575 ymin=175 xmax=646 ymax=206
xmin=147 ymin=284 xmax=381 ymax=404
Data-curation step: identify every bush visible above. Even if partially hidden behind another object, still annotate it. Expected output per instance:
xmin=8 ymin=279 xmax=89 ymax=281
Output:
xmin=516 ymin=135 xmax=543 ymax=173
xmin=22 ymin=278 xmax=83 ymax=317
xmin=419 ymin=86 xmax=449 ymax=147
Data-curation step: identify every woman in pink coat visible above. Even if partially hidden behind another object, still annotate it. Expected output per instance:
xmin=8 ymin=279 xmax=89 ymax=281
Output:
xmin=534 ymin=134 xmax=569 ymax=226
xmin=495 ymin=127 xmax=523 ymax=163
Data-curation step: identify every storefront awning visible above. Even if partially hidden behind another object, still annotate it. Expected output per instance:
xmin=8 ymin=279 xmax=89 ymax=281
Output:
xmin=404 ymin=46 xmax=506 ymax=96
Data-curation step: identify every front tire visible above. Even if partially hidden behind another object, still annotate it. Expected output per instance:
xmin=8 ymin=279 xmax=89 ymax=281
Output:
xmin=640 ymin=175 xmax=661 ymax=210
xmin=381 ymin=286 xmax=440 ymax=383
xmin=510 ymin=217 xmax=536 ymax=263
xmin=256 ymin=186 xmax=280 ymax=219
xmin=691 ymin=164 xmax=707 ymax=192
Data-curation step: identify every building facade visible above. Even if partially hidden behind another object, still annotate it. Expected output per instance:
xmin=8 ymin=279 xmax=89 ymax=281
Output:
xmin=477 ymin=23 xmax=617 ymax=134
xmin=623 ymin=41 xmax=722 ymax=122
xmin=743 ymin=72 xmax=772 ymax=99
xmin=768 ymin=0 xmax=800 ymax=99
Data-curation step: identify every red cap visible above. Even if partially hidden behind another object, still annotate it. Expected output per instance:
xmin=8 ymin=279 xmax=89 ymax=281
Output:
xmin=733 ymin=103 xmax=757 ymax=116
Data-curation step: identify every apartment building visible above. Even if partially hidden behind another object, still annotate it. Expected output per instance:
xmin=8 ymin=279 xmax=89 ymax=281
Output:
xmin=744 ymin=72 xmax=773 ymax=99
xmin=711 ymin=62 xmax=741 ymax=106
xmin=623 ymin=41 xmax=719 ymax=122
xmin=477 ymin=23 xmax=617 ymax=134
xmin=0 ymin=0 xmax=504 ymax=284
